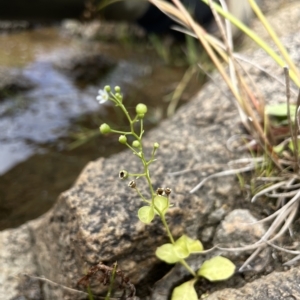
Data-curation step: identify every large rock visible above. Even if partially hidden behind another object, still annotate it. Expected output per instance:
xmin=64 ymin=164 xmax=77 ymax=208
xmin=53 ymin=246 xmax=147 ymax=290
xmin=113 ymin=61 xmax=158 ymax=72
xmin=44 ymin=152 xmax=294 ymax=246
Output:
xmin=1 ymin=2 xmax=300 ymax=300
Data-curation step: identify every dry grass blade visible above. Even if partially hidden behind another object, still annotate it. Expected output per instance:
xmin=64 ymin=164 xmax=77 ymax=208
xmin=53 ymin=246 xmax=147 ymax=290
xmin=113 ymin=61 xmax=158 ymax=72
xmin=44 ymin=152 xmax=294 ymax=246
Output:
xmin=18 ymin=274 xmax=91 ymax=297
xmin=248 ymin=0 xmax=300 ymax=84
xmin=251 ymin=181 xmax=288 ymax=203
xmin=190 ymin=157 xmax=264 ymax=193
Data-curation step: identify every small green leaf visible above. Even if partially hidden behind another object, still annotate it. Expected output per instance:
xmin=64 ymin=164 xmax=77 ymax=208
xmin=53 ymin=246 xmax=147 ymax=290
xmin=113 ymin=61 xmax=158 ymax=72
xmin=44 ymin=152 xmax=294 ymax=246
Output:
xmin=188 ymin=240 xmax=203 ymax=253
xmin=198 ymin=256 xmax=235 ymax=281
xmin=172 ymin=235 xmax=204 ymax=259
xmin=288 ymin=140 xmax=300 ymax=154
xmin=171 ymin=279 xmax=198 ymax=300
xmin=174 ymin=235 xmax=190 ymax=259
xmin=184 ymin=235 xmax=204 ymax=253
xmin=266 ymin=103 xmax=296 ymax=118
xmin=156 ymin=243 xmax=180 ymax=264
xmin=138 ymin=206 xmax=154 ymax=224
xmin=153 ymin=195 xmax=169 ymax=216
xmin=273 ymin=143 xmax=284 ymax=154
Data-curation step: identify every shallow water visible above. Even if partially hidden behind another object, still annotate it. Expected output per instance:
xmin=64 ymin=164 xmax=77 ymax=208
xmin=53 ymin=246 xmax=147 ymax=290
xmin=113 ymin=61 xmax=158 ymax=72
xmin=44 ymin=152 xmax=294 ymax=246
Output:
xmin=0 ymin=26 xmax=201 ymax=230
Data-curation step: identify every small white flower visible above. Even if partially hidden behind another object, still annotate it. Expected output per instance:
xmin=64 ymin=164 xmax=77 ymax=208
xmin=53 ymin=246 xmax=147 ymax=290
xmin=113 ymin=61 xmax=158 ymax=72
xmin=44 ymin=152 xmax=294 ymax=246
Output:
xmin=96 ymin=89 xmax=109 ymax=104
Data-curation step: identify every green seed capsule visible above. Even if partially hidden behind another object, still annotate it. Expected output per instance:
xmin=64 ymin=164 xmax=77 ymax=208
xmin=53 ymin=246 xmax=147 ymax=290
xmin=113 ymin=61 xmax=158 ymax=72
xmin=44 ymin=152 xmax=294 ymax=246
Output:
xmin=119 ymin=170 xmax=128 ymax=179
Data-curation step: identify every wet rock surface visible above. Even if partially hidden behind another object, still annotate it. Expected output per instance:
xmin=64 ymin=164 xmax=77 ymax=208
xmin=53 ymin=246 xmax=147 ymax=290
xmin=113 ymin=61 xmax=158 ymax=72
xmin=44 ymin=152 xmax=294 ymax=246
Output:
xmin=0 ymin=67 xmax=35 ymax=99
xmin=53 ymin=51 xmax=116 ymax=83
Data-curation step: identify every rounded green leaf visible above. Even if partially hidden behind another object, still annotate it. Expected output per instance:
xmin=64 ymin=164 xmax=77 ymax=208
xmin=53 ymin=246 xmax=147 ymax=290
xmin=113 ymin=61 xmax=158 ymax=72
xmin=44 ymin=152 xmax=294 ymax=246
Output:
xmin=266 ymin=103 xmax=296 ymax=118
xmin=153 ymin=195 xmax=169 ymax=215
xmin=138 ymin=206 xmax=154 ymax=224
xmin=174 ymin=235 xmax=190 ymax=259
xmin=156 ymin=243 xmax=180 ymax=264
xmin=173 ymin=235 xmax=203 ymax=257
xmin=171 ymin=279 xmax=198 ymax=300
xmin=198 ymin=256 xmax=235 ymax=281
xmin=187 ymin=239 xmax=203 ymax=253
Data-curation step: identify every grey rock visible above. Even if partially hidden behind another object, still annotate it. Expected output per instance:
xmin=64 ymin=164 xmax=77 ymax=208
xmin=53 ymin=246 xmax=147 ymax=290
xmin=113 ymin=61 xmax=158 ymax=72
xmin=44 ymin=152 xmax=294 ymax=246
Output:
xmin=214 ymin=209 xmax=271 ymax=272
xmin=61 ymin=20 xmax=145 ymax=41
xmin=206 ymin=267 xmax=300 ymax=300
xmin=0 ymin=223 xmax=40 ymax=300
xmin=214 ymin=209 xmax=266 ymax=250
xmin=207 ymin=207 xmax=227 ymax=225
xmin=0 ymin=67 xmax=35 ymax=99
xmin=53 ymin=50 xmax=115 ymax=83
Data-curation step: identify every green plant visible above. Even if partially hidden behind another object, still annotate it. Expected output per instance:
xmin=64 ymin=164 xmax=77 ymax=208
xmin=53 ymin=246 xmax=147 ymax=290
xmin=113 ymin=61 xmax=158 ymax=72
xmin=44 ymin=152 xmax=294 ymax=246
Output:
xmin=98 ymin=85 xmax=235 ymax=299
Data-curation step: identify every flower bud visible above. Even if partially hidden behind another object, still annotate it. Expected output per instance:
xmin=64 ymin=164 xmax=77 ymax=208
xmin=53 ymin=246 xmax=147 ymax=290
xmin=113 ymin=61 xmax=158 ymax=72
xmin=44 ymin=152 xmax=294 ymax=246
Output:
xmin=132 ymin=140 xmax=140 ymax=148
xmin=136 ymin=103 xmax=147 ymax=115
xmin=154 ymin=142 xmax=159 ymax=149
xmin=119 ymin=170 xmax=128 ymax=179
xmin=99 ymin=123 xmax=111 ymax=134
xmin=119 ymin=135 xmax=127 ymax=144
xmin=115 ymin=92 xmax=123 ymax=102
xmin=114 ymin=86 xmax=121 ymax=93
xmin=104 ymin=85 xmax=111 ymax=93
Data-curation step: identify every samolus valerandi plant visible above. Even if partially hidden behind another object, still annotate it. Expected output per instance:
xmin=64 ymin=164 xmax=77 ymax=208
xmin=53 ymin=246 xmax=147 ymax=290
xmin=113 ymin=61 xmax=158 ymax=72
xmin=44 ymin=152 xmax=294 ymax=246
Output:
xmin=98 ymin=85 xmax=235 ymax=299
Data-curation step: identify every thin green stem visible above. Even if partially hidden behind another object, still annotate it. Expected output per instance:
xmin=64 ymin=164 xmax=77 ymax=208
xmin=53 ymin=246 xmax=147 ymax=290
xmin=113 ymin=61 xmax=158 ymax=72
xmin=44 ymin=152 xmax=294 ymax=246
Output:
xmin=142 ymin=158 xmax=155 ymax=197
xmin=161 ymin=215 xmax=175 ymax=244
xmin=146 ymin=158 xmax=156 ymax=166
xmin=111 ymin=130 xmax=132 ymax=135
xmin=105 ymin=263 xmax=117 ymax=300
xmin=128 ymin=172 xmax=146 ymax=177
xmin=179 ymin=259 xmax=197 ymax=277
xmin=116 ymin=101 xmax=136 ymax=134
xmin=134 ymin=187 xmax=151 ymax=204
xmin=125 ymin=143 xmax=140 ymax=156
xmin=115 ymin=99 xmax=154 ymax=198
xmin=87 ymin=285 xmax=94 ymax=300
xmin=140 ymin=119 xmax=144 ymax=139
